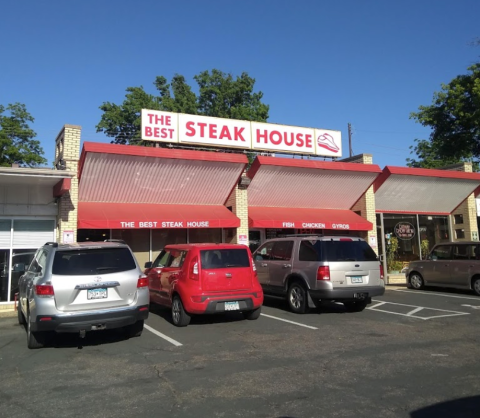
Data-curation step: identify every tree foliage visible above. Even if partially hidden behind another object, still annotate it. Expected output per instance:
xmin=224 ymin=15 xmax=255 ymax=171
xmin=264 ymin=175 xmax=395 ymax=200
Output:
xmin=408 ymin=63 xmax=480 ymax=169
xmin=97 ymin=69 xmax=270 ymax=146
xmin=0 ymin=103 xmax=47 ymax=167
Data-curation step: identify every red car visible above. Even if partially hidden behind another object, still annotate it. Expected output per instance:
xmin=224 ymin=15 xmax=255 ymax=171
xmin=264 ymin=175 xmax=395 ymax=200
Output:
xmin=145 ymin=243 xmax=264 ymax=327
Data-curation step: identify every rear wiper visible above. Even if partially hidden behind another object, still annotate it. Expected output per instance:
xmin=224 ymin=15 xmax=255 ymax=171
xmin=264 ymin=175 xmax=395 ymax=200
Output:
xmin=226 ymin=264 xmax=242 ymax=267
xmin=96 ymin=266 xmax=123 ymax=271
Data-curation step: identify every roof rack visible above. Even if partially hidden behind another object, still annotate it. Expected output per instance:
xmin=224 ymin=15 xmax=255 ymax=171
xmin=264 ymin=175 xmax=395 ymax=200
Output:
xmin=104 ymin=239 xmax=126 ymax=244
xmin=44 ymin=242 xmax=59 ymax=247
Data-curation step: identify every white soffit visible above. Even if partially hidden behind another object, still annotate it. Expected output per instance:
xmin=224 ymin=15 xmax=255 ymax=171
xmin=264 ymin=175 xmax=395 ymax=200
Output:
xmin=248 ymin=165 xmax=378 ymax=209
xmin=375 ymin=174 xmax=480 ymax=213
xmin=78 ymin=153 xmax=244 ymax=205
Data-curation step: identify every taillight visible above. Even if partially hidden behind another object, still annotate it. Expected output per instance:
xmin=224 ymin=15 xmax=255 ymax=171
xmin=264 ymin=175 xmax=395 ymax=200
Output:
xmin=317 ymin=266 xmax=330 ymax=281
xmin=35 ymin=284 xmax=54 ymax=296
xmin=380 ymin=264 xmax=384 ymax=280
xmin=137 ymin=275 xmax=148 ymax=288
xmin=190 ymin=256 xmax=199 ymax=280
xmin=251 ymin=258 xmax=258 ymax=279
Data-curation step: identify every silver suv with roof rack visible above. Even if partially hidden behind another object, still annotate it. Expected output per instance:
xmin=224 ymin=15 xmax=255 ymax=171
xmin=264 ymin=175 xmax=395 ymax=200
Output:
xmin=253 ymin=235 xmax=385 ymax=313
xmin=17 ymin=241 xmax=149 ymax=349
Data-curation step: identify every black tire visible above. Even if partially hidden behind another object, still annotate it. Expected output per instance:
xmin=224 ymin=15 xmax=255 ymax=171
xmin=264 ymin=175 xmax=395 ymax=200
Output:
xmin=409 ymin=272 xmax=425 ymax=290
xmin=171 ymin=295 xmax=191 ymax=327
xmin=17 ymin=301 xmax=25 ymax=325
xmin=472 ymin=277 xmax=480 ymax=296
xmin=27 ymin=311 xmax=46 ymax=349
xmin=287 ymin=281 xmax=309 ymax=314
xmin=126 ymin=320 xmax=144 ymax=338
xmin=343 ymin=300 xmax=368 ymax=312
xmin=243 ymin=307 xmax=261 ymax=320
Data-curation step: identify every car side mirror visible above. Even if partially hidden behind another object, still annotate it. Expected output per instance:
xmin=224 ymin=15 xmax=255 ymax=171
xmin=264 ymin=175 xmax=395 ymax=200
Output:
xmin=379 ymin=254 xmax=385 ymax=262
xmin=144 ymin=261 xmax=153 ymax=269
xmin=13 ymin=263 xmax=26 ymax=273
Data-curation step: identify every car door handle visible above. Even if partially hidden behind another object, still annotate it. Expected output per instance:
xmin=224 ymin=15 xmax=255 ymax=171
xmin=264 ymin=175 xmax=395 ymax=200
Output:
xmin=283 ymin=264 xmax=291 ymax=268
xmin=261 ymin=263 xmax=268 ymax=267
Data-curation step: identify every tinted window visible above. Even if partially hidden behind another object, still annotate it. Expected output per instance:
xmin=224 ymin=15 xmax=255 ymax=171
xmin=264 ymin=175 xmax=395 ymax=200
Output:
xmin=28 ymin=250 xmax=47 ymax=274
xmin=430 ymin=245 xmax=452 ymax=261
xmin=166 ymin=250 xmax=187 ymax=268
xmin=272 ymin=241 xmax=294 ymax=261
xmin=52 ymin=248 xmax=137 ymax=275
xmin=299 ymin=240 xmax=378 ymax=262
xmin=153 ymin=250 xmax=170 ymax=268
xmin=200 ymin=249 xmax=250 ymax=269
xmin=254 ymin=242 xmax=274 ymax=261
xmin=452 ymin=244 xmax=478 ymax=260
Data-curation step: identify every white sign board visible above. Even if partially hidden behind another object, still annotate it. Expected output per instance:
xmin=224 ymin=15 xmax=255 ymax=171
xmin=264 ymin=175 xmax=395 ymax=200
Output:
xmin=141 ymin=109 xmax=342 ymax=157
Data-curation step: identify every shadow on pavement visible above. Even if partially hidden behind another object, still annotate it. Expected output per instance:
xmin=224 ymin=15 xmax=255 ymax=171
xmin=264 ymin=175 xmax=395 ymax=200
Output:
xmin=410 ymin=395 xmax=480 ymax=418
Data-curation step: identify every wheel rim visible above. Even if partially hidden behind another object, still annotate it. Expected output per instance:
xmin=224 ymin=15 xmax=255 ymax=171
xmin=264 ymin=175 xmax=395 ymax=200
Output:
xmin=411 ymin=275 xmax=422 ymax=289
xmin=172 ymin=299 xmax=181 ymax=324
xmin=290 ymin=286 xmax=303 ymax=309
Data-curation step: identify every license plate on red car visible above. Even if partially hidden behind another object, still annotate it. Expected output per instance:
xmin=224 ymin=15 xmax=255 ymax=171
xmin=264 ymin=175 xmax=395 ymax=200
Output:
xmin=87 ymin=288 xmax=107 ymax=300
xmin=225 ymin=301 xmax=239 ymax=311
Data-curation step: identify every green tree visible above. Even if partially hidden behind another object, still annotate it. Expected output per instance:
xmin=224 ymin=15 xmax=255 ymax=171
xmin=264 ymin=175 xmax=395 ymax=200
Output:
xmin=408 ymin=63 xmax=480 ymax=169
xmin=0 ymin=103 xmax=47 ymax=167
xmin=96 ymin=70 xmax=269 ymax=146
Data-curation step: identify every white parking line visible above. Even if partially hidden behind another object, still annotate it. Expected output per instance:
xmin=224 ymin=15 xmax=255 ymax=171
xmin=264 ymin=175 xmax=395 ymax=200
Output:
xmin=144 ymin=324 xmax=183 ymax=346
xmin=368 ymin=300 xmax=470 ymax=320
xmin=261 ymin=313 xmax=318 ymax=330
xmin=394 ymin=289 xmax=480 ymax=301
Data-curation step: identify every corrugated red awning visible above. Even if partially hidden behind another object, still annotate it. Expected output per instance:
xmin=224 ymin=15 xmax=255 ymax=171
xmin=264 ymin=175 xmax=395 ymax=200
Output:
xmin=78 ymin=202 xmax=240 ymax=229
xmin=248 ymin=207 xmax=373 ymax=231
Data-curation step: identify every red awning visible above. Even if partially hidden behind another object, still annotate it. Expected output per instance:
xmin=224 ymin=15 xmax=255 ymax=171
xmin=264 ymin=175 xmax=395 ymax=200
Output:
xmin=248 ymin=207 xmax=373 ymax=231
xmin=78 ymin=202 xmax=240 ymax=229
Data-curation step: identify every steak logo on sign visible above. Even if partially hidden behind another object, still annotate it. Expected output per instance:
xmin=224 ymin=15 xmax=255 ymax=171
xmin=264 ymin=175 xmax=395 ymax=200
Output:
xmin=317 ymin=133 xmax=340 ymax=153
xmin=394 ymin=222 xmax=415 ymax=240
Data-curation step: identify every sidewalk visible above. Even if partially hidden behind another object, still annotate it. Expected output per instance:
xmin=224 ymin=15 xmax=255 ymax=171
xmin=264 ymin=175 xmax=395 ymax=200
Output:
xmin=387 ymin=273 xmax=407 ymax=286
xmin=0 ymin=303 xmax=16 ymax=318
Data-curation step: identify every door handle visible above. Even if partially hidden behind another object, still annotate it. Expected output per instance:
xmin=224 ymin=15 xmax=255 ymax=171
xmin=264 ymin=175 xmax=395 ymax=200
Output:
xmin=261 ymin=263 xmax=268 ymax=267
xmin=283 ymin=264 xmax=292 ymax=268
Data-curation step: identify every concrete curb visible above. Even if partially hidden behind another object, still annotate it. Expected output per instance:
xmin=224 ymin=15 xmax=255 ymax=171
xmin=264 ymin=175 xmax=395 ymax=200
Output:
xmin=0 ymin=309 xmax=16 ymax=318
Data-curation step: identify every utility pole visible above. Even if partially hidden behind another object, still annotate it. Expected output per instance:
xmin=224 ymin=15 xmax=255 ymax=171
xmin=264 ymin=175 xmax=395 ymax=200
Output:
xmin=348 ymin=123 xmax=353 ymax=157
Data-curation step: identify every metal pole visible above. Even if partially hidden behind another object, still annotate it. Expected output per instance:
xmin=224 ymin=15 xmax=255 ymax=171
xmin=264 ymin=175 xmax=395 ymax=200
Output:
xmin=380 ymin=213 xmax=388 ymax=284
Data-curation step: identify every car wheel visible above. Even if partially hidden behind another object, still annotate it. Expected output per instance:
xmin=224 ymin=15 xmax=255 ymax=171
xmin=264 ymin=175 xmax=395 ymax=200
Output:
xmin=171 ymin=295 xmax=191 ymax=327
xmin=343 ymin=300 xmax=368 ymax=312
xmin=27 ymin=310 xmax=46 ymax=349
xmin=126 ymin=320 xmax=144 ymax=338
xmin=243 ymin=307 xmax=261 ymax=320
xmin=287 ymin=282 xmax=309 ymax=314
xmin=410 ymin=273 xmax=424 ymax=290
xmin=472 ymin=277 xmax=480 ymax=296
xmin=17 ymin=301 xmax=25 ymax=325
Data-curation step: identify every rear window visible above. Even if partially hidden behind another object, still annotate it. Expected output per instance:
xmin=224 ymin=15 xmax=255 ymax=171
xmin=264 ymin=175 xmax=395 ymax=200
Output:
xmin=299 ymin=240 xmax=378 ymax=262
xmin=52 ymin=248 xmax=137 ymax=275
xmin=200 ymin=249 xmax=250 ymax=269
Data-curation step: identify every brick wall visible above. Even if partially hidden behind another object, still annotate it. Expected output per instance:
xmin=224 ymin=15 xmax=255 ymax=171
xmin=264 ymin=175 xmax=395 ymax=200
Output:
xmin=225 ymin=179 xmax=249 ymax=244
xmin=55 ymin=125 xmax=81 ymax=243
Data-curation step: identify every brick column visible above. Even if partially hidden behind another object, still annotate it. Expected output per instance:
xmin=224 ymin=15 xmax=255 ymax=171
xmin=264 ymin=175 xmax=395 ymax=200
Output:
xmin=225 ymin=179 xmax=249 ymax=244
xmin=442 ymin=162 xmax=479 ymax=242
xmin=55 ymin=125 xmax=81 ymax=243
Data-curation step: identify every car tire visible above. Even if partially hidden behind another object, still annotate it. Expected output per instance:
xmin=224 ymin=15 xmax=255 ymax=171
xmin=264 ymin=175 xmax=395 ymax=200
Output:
xmin=126 ymin=320 xmax=144 ymax=338
xmin=27 ymin=311 xmax=46 ymax=349
xmin=410 ymin=273 xmax=425 ymax=290
xmin=343 ymin=300 xmax=368 ymax=312
xmin=287 ymin=281 xmax=309 ymax=314
xmin=17 ymin=301 xmax=25 ymax=325
xmin=472 ymin=277 xmax=480 ymax=296
xmin=172 ymin=295 xmax=191 ymax=327
xmin=243 ymin=307 xmax=261 ymax=320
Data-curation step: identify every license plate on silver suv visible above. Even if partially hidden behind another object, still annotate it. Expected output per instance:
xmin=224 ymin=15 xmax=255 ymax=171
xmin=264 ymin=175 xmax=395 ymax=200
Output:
xmin=87 ymin=288 xmax=107 ymax=300
xmin=351 ymin=276 xmax=363 ymax=284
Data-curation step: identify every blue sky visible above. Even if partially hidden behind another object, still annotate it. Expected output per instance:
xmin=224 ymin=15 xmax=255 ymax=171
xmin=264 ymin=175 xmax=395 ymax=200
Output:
xmin=1 ymin=0 xmax=479 ymax=168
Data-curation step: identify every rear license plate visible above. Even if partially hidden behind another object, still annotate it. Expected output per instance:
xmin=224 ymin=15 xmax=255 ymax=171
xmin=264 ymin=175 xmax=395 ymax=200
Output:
xmin=225 ymin=301 xmax=240 ymax=311
xmin=354 ymin=292 xmax=368 ymax=300
xmin=87 ymin=288 xmax=107 ymax=300
xmin=351 ymin=276 xmax=363 ymax=284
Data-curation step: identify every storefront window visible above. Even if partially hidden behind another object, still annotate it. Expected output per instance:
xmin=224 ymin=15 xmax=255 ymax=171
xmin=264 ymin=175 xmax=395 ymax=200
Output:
xmin=382 ymin=214 xmax=419 ymax=270
xmin=112 ymin=229 xmax=150 ymax=269
xmin=188 ymin=228 xmax=222 ymax=244
xmin=418 ymin=215 xmax=450 ymax=251
xmin=77 ymin=229 xmax=110 ymax=242
xmin=152 ymin=229 xmax=187 ymax=255
xmin=0 ymin=249 xmax=36 ymax=302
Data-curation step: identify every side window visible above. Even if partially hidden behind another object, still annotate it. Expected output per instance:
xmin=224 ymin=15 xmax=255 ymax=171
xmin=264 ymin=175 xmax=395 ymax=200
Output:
xmin=299 ymin=241 xmax=320 ymax=262
xmin=431 ymin=245 xmax=452 ymax=261
xmin=168 ymin=250 xmax=187 ymax=268
xmin=452 ymin=245 xmax=476 ymax=260
xmin=153 ymin=250 xmax=170 ymax=268
xmin=28 ymin=250 xmax=47 ymax=274
xmin=272 ymin=241 xmax=294 ymax=261
xmin=254 ymin=242 xmax=274 ymax=261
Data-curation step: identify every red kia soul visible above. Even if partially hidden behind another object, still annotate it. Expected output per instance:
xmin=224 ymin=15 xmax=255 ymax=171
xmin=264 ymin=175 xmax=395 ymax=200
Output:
xmin=145 ymin=243 xmax=264 ymax=327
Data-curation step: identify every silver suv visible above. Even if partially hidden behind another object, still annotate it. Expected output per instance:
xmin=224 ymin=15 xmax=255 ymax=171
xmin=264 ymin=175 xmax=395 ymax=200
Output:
xmin=17 ymin=241 xmax=149 ymax=349
xmin=253 ymin=235 xmax=385 ymax=313
xmin=406 ymin=241 xmax=480 ymax=295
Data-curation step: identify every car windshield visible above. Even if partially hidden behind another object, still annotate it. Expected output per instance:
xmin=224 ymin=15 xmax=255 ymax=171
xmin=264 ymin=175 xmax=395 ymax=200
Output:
xmin=299 ymin=240 xmax=378 ymax=262
xmin=200 ymin=249 xmax=250 ymax=269
xmin=52 ymin=248 xmax=137 ymax=275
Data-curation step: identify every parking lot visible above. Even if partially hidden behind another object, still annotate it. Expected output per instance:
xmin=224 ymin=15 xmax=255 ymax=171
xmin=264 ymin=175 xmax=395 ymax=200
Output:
xmin=1 ymin=286 xmax=480 ymax=418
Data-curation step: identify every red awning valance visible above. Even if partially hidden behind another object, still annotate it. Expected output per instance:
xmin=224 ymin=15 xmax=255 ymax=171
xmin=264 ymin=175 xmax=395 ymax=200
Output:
xmin=78 ymin=202 xmax=240 ymax=229
xmin=248 ymin=207 xmax=373 ymax=231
